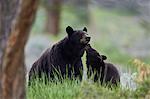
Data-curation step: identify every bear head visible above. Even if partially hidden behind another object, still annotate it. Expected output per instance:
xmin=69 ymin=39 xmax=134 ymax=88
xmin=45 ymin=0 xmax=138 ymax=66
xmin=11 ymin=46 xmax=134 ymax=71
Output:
xmin=66 ymin=26 xmax=91 ymax=48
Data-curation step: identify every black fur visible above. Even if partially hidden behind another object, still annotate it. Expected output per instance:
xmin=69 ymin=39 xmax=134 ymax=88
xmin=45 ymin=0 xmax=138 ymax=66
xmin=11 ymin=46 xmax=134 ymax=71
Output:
xmin=29 ymin=26 xmax=90 ymax=82
xmin=85 ymin=44 xmax=120 ymax=86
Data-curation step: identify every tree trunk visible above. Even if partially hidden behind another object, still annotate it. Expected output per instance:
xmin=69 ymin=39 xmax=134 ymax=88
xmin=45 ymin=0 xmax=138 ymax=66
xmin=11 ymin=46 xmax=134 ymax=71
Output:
xmin=45 ymin=0 xmax=62 ymax=35
xmin=0 ymin=0 xmax=20 ymax=98
xmin=1 ymin=0 xmax=38 ymax=99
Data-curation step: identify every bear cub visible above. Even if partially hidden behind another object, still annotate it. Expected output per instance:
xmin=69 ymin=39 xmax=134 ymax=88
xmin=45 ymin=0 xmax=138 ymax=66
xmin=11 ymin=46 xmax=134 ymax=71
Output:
xmin=29 ymin=26 xmax=91 ymax=81
xmin=85 ymin=44 xmax=120 ymax=86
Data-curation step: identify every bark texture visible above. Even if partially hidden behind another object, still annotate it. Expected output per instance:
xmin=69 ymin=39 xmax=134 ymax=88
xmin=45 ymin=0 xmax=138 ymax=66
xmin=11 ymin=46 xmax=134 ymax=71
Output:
xmin=1 ymin=0 xmax=38 ymax=99
xmin=0 ymin=0 xmax=20 ymax=98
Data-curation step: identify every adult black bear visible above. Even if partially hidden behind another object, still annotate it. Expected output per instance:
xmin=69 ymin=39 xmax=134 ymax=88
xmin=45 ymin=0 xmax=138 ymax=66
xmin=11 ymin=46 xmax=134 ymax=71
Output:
xmin=85 ymin=44 xmax=120 ymax=86
xmin=29 ymin=26 xmax=90 ymax=81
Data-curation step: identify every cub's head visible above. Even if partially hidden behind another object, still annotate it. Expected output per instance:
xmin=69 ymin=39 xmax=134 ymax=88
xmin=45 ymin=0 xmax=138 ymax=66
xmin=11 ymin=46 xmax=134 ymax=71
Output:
xmin=66 ymin=26 xmax=91 ymax=47
xmin=85 ymin=44 xmax=107 ymax=65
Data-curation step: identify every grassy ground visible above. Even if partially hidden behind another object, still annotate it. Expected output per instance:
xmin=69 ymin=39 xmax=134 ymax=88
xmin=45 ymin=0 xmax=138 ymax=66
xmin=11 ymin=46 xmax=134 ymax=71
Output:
xmin=27 ymin=6 xmax=150 ymax=99
xmin=27 ymin=77 xmax=150 ymax=99
xmin=27 ymin=79 xmax=80 ymax=99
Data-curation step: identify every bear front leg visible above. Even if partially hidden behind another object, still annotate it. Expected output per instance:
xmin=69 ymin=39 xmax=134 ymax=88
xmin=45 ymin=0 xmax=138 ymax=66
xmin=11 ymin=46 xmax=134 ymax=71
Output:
xmin=73 ymin=58 xmax=83 ymax=80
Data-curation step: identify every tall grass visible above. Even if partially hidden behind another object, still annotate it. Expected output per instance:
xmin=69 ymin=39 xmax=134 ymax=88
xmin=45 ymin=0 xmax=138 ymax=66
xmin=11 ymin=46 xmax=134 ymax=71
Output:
xmin=27 ymin=75 xmax=150 ymax=99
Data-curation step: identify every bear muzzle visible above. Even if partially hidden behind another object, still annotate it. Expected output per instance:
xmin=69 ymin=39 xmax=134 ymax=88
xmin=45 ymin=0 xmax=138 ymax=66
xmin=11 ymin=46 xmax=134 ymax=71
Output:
xmin=80 ymin=36 xmax=91 ymax=44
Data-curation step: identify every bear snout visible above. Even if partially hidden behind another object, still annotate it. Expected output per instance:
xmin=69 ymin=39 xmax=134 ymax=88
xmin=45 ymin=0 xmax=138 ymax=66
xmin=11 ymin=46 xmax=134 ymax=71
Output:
xmin=80 ymin=36 xmax=91 ymax=44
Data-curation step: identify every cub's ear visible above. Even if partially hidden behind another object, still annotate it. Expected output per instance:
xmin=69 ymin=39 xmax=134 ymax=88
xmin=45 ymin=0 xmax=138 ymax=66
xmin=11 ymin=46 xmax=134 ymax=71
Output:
xmin=83 ymin=27 xmax=87 ymax=32
xmin=101 ymin=55 xmax=107 ymax=60
xmin=66 ymin=26 xmax=74 ymax=36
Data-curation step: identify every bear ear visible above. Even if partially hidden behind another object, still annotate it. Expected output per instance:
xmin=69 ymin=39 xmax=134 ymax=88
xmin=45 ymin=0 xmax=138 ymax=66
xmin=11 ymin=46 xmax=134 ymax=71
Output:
xmin=101 ymin=55 xmax=107 ymax=60
xmin=66 ymin=26 xmax=74 ymax=36
xmin=83 ymin=27 xmax=87 ymax=32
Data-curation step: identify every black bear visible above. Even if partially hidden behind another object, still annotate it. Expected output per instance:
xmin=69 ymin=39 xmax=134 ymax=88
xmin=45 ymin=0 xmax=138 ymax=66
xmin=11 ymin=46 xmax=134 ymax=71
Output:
xmin=29 ymin=26 xmax=91 ymax=81
xmin=85 ymin=44 xmax=120 ymax=86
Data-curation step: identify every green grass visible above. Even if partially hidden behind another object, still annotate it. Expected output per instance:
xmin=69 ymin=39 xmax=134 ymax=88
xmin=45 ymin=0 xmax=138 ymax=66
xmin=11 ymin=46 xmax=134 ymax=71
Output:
xmin=27 ymin=77 xmax=150 ymax=99
xmin=27 ymin=79 xmax=81 ymax=99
